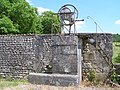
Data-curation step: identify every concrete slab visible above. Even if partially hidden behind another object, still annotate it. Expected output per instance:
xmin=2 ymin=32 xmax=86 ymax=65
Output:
xmin=28 ymin=73 xmax=78 ymax=86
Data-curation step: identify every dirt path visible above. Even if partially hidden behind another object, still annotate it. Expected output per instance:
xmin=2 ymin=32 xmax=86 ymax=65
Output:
xmin=1 ymin=84 xmax=120 ymax=90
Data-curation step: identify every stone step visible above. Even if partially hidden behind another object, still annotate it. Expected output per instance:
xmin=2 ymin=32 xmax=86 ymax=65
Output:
xmin=28 ymin=73 xmax=79 ymax=86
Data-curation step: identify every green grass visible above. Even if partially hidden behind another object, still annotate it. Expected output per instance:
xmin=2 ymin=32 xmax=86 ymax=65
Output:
xmin=113 ymin=42 xmax=120 ymax=63
xmin=0 ymin=77 xmax=28 ymax=89
xmin=113 ymin=42 xmax=120 ymax=58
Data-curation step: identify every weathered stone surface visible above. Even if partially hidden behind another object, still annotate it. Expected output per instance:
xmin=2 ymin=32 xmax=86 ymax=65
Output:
xmin=80 ymin=33 xmax=113 ymax=80
xmin=0 ymin=34 xmax=78 ymax=78
xmin=33 ymin=35 xmax=78 ymax=75
xmin=0 ymin=35 xmax=35 ymax=78
xmin=0 ymin=33 xmax=113 ymax=83
xmin=52 ymin=54 xmax=77 ymax=74
xmin=28 ymin=73 xmax=78 ymax=86
xmin=52 ymin=35 xmax=77 ymax=45
xmin=114 ymin=63 xmax=120 ymax=75
xmin=95 ymin=73 xmax=108 ymax=81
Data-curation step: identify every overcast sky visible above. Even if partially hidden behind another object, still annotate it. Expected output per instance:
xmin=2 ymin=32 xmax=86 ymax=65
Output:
xmin=26 ymin=0 xmax=120 ymax=34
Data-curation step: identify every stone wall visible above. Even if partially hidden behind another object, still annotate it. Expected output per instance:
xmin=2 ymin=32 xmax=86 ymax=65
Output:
xmin=0 ymin=33 xmax=113 ymax=81
xmin=79 ymin=33 xmax=113 ymax=81
xmin=0 ymin=35 xmax=35 ymax=78
xmin=114 ymin=63 xmax=120 ymax=75
xmin=0 ymin=34 xmax=78 ymax=78
xmin=34 ymin=35 xmax=78 ymax=75
xmin=52 ymin=35 xmax=78 ymax=74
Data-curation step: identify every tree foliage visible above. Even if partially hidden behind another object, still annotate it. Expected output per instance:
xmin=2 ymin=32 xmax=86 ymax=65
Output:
xmin=0 ymin=15 xmax=18 ymax=34
xmin=0 ymin=0 xmax=60 ymax=34
xmin=113 ymin=34 xmax=120 ymax=42
xmin=40 ymin=11 xmax=60 ymax=34
xmin=114 ymin=53 xmax=120 ymax=63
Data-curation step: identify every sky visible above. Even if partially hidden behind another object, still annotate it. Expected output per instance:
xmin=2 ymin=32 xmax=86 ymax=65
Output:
xmin=26 ymin=0 xmax=120 ymax=34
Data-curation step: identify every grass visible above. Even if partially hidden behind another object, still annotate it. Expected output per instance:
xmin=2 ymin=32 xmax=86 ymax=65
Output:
xmin=0 ymin=77 xmax=28 ymax=90
xmin=0 ymin=76 xmax=119 ymax=90
xmin=0 ymin=83 xmax=120 ymax=90
xmin=112 ymin=42 xmax=120 ymax=63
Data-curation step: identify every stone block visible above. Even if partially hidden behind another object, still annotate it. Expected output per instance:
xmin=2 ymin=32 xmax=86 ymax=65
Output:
xmin=114 ymin=63 xmax=120 ymax=75
xmin=52 ymin=35 xmax=77 ymax=45
xmin=28 ymin=73 xmax=78 ymax=86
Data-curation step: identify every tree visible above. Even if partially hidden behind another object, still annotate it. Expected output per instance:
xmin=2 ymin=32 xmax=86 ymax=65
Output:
xmin=33 ymin=16 xmax=43 ymax=34
xmin=0 ymin=15 xmax=19 ymax=34
xmin=0 ymin=0 xmax=19 ymax=34
xmin=113 ymin=34 xmax=120 ymax=42
xmin=0 ymin=0 xmax=60 ymax=34
xmin=40 ymin=11 xmax=60 ymax=34
xmin=0 ymin=0 xmax=43 ymax=34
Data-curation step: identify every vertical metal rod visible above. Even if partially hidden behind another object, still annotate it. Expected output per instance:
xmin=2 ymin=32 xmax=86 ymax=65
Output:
xmin=69 ymin=25 xmax=71 ymax=34
xmin=74 ymin=13 xmax=76 ymax=34
xmin=95 ymin=22 xmax=98 ymax=59
xmin=87 ymin=16 xmax=98 ymax=61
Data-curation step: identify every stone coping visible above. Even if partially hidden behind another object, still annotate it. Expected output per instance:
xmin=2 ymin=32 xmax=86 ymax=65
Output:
xmin=29 ymin=73 xmax=78 ymax=77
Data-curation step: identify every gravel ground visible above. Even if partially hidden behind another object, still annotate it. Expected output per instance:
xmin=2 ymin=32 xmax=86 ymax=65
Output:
xmin=1 ymin=84 xmax=120 ymax=90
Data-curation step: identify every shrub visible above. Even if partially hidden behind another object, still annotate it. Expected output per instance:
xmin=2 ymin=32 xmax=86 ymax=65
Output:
xmin=88 ymin=70 xmax=99 ymax=85
xmin=114 ymin=53 xmax=120 ymax=63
